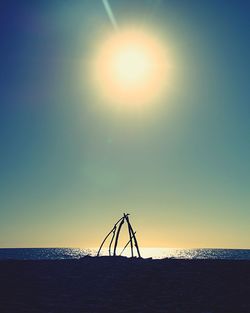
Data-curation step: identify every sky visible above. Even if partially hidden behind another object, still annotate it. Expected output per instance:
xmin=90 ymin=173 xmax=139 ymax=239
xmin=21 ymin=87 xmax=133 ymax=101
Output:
xmin=0 ymin=0 xmax=249 ymax=249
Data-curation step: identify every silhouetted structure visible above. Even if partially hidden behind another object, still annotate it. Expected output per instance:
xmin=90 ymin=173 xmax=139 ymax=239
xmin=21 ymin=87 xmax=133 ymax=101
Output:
xmin=97 ymin=213 xmax=141 ymax=257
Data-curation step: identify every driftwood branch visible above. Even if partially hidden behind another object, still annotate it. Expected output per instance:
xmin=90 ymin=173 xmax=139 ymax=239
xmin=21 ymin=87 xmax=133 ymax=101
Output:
xmin=125 ymin=215 xmax=141 ymax=258
xmin=108 ymin=226 xmax=117 ymax=256
xmin=113 ymin=218 xmax=125 ymax=256
xmin=119 ymin=231 xmax=137 ymax=256
xmin=125 ymin=214 xmax=134 ymax=257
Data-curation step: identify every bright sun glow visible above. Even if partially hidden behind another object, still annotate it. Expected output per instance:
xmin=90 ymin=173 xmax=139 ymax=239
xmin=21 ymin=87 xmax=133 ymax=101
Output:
xmin=92 ymin=28 xmax=170 ymax=107
xmin=114 ymin=46 xmax=151 ymax=86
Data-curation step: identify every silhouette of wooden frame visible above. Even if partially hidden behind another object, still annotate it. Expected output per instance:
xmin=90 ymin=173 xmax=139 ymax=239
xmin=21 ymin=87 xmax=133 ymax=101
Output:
xmin=97 ymin=213 xmax=141 ymax=258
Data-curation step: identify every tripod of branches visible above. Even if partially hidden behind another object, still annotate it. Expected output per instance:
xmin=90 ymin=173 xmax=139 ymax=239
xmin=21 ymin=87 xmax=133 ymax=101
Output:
xmin=97 ymin=213 xmax=141 ymax=258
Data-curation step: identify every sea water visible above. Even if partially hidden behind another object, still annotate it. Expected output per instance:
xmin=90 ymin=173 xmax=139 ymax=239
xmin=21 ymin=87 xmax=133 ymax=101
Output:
xmin=0 ymin=248 xmax=250 ymax=260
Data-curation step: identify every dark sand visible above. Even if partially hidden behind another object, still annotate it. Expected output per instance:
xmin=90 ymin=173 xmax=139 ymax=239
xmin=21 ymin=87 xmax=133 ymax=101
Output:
xmin=0 ymin=256 xmax=250 ymax=313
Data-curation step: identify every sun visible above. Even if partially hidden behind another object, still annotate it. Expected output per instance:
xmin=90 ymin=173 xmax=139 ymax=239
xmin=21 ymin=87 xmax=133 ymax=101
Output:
xmin=92 ymin=28 xmax=169 ymax=108
xmin=113 ymin=45 xmax=151 ymax=87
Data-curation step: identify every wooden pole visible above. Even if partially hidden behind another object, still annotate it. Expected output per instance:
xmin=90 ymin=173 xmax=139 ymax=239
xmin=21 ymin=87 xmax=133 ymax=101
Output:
xmin=97 ymin=227 xmax=114 ymax=257
xmin=108 ymin=226 xmax=116 ymax=256
xmin=126 ymin=216 xmax=141 ymax=258
xmin=113 ymin=217 xmax=125 ymax=256
xmin=119 ymin=231 xmax=136 ymax=256
xmin=125 ymin=215 xmax=134 ymax=257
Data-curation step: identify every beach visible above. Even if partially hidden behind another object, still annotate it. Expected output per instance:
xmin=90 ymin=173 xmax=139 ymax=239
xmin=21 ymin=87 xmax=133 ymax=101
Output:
xmin=0 ymin=256 xmax=250 ymax=313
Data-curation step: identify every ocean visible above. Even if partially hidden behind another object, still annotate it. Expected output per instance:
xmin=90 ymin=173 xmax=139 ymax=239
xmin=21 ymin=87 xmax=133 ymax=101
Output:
xmin=0 ymin=248 xmax=250 ymax=260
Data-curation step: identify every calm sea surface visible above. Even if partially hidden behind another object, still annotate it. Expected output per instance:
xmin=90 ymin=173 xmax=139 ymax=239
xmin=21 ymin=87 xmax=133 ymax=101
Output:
xmin=0 ymin=248 xmax=250 ymax=260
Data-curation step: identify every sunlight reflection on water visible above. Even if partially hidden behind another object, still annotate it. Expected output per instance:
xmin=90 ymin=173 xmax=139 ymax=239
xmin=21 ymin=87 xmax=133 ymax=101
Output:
xmin=0 ymin=248 xmax=250 ymax=260
xmin=95 ymin=247 xmax=250 ymax=260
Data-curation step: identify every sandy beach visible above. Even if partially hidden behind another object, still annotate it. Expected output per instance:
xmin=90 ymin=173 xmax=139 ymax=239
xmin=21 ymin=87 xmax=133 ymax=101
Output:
xmin=0 ymin=256 xmax=250 ymax=313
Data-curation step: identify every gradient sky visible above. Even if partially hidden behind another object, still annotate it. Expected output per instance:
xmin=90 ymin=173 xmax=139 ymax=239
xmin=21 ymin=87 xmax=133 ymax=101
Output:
xmin=1 ymin=0 xmax=249 ymax=248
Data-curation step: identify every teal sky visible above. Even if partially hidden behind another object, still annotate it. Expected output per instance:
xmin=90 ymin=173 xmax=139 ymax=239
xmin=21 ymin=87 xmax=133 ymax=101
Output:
xmin=1 ymin=0 xmax=249 ymax=248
